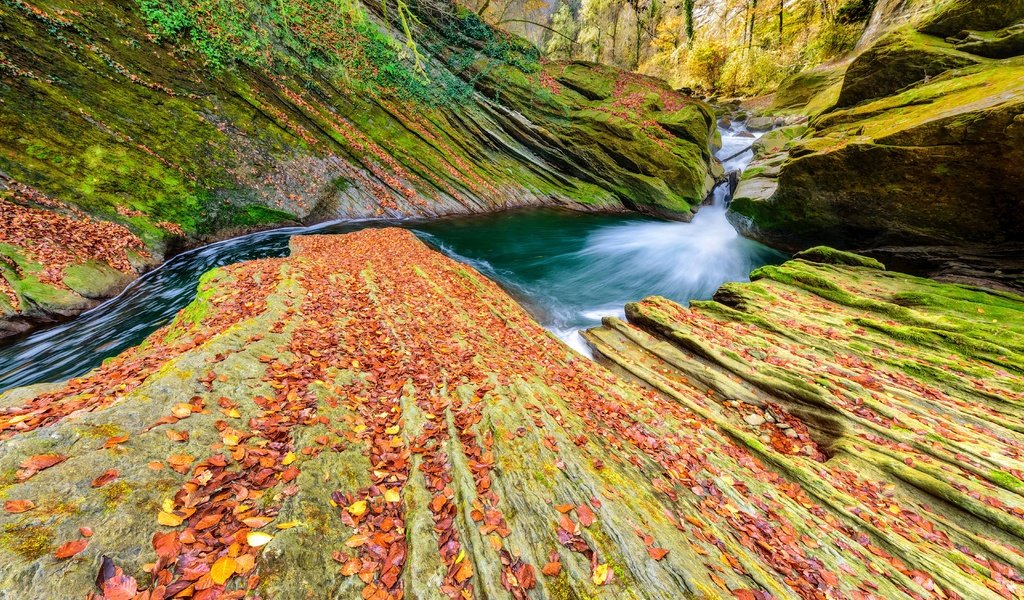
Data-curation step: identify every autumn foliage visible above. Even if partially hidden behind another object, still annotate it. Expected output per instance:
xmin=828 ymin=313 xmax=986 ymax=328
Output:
xmin=1 ymin=231 xmax=1021 ymax=599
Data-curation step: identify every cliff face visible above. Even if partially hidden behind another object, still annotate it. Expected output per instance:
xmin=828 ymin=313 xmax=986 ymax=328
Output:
xmin=731 ymin=0 xmax=1024 ymax=258
xmin=1 ymin=230 xmax=1022 ymax=599
xmin=0 ymin=0 xmax=715 ymax=334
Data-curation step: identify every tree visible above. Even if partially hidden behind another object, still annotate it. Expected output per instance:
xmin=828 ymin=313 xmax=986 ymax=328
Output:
xmin=683 ymin=0 xmax=694 ymax=43
xmin=546 ymin=1 xmax=579 ymax=60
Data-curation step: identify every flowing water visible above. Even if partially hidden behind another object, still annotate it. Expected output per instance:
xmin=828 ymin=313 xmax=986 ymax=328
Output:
xmin=0 ymin=126 xmax=783 ymax=392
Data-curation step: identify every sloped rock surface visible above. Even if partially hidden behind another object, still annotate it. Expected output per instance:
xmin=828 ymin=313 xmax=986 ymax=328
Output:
xmin=2 ymin=232 xmax=1023 ymax=599
xmin=587 ymin=248 xmax=1024 ymax=600
xmin=0 ymin=0 xmax=713 ymax=336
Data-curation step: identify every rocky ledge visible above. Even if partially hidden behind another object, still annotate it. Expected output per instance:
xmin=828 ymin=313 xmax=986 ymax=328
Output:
xmin=1 ymin=231 xmax=1022 ymax=599
xmin=729 ymin=0 xmax=1024 ymax=254
xmin=0 ymin=0 xmax=716 ymax=338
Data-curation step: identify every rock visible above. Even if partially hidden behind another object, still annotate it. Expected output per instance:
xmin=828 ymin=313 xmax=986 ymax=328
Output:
xmin=586 ymin=251 xmax=1024 ymax=600
xmin=0 ymin=2 xmax=717 ymax=339
xmin=718 ymin=117 xmax=732 ymax=128
xmin=836 ymin=27 xmax=980 ymax=108
xmin=744 ymin=414 xmax=766 ymax=427
xmin=952 ymin=23 xmax=1024 ymax=58
xmin=736 ymin=130 xmax=755 ymax=138
xmin=729 ymin=58 xmax=1024 ymax=251
xmin=6 ymin=232 xmax=1024 ymax=598
xmin=771 ymin=66 xmax=846 ymax=116
xmin=917 ymin=0 xmax=1024 ymax=38
xmin=745 ymin=116 xmax=775 ymax=131
xmin=751 ymin=125 xmax=809 ymax=156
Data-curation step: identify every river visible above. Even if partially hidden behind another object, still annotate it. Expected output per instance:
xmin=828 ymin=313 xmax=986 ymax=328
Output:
xmin=0 ymin=126 xmax=783 ymax=392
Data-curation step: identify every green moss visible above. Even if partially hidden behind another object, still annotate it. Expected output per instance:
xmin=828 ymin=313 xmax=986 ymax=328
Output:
xmin=0 ymin=523 xmax=54 ymax=561
xmin=232 ymin=205 xmax=299 ymax=228
xmin=792 ymin=246 xmax=885 ymax=270
xmin=98 ymin=480 xmax=135 ymax=511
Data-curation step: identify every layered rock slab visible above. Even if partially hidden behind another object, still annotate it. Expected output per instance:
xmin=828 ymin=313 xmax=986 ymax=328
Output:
xmin=587 ymin=248 xmax=1024 ymax=600
xmin=1 ymin=232 xmax=1023 ymax=599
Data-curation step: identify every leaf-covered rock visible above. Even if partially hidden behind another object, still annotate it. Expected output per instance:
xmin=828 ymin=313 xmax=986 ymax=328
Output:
xmin=2 ymin=232 xmax=1023 ymax=599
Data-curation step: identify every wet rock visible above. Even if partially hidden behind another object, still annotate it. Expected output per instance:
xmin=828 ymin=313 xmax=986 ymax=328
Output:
xmin=745 ymin=116 xmax=775 ymax=131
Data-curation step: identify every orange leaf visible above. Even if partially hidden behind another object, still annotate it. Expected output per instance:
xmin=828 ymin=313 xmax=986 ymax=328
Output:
xmin=541 ymin=561 xmax=562 ymax=576
xmin=3 ymin=499 xmax=35 ymax=513
xmin=92 ymin=469 xmax=119 ymax=488
xmin=54 ymin=538 xmax=89 ymax=559
xmin=576 ymin=504 xmax=595 ymax=527
xmin=647 ymin=546 xmax=669 ymax=561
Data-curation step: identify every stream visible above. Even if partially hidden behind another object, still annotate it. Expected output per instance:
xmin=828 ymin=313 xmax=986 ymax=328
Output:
xmin=0 ymin=126 xmax=784 ymax=393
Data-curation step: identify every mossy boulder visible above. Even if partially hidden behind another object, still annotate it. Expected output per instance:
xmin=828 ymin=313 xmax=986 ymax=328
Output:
xmin=729 ymin=57 xmax=1024 ymax=251
xmin=837 ymin=28 xmax=980 ymax=107
xmin=951 ymin=23 xmax=1024 ymax=58
xmin=0 ymin=0 xmax=714 ymax=336
xmin=917 ymin=0 xmax=1024 ymax=37
xmin=770 ymin=65 xmax=846 ymax=115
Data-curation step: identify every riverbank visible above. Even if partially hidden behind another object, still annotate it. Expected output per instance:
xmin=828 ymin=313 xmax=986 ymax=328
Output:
xmin=1 ymin=229 xmax=1021 ymax=599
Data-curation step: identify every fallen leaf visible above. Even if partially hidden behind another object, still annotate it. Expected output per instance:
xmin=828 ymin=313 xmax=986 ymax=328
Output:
xmin=647 ymin=546 xmax=669 ymax=560
xmin=55 ymin=538 xmax=89 ymax=559
xmin=347 ymin=500 xmax=368 ymax=517
xmin=210 ymin=556 xmax=237 ymax=585
xmin=247 ymin=532 xmax=274 ymax=547
xmin=4 ymin=499 xmax=35 ymax=513
xmin=92 ymin=469 xmax=118 ymax=488
xmin=592 ymin=563 xmax=610 ymax=585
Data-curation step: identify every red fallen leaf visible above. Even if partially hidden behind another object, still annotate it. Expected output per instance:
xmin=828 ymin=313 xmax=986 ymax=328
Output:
xmin=102 ymin=567 xmax=139 ymax=600
xmin=54 ymin=538 xmax=89 ymax=559
xmin=577 ymin=504 xmax=595 ymax=527
xmin=518 ymin=563 xmax=537 ymax=589
xmin=194 ymin=512 xmax=223 ymax=530
xmin=103 ymin=435 xmax=130 ymax=448
xmin=647 ymin=546 xmax=669 ymax=560
xmin=733 ymin=590 xmax=757 ymax=600
xmin=541 ymin=561 xmax=562 ymax=576
xmin=16 ymin=453 xmax=66 ymax=480
xmin=152 ymin=531 xmax=180 ymax=560
xmin=3 ymin=499 xmax=35 ymax=513
xmin=166 ymin=429 xmax=189 ymax=442
xmin=92 ymin=469 xmax=119 ymax=488
xmin=80 ymin=527 xmax=93 ymax=537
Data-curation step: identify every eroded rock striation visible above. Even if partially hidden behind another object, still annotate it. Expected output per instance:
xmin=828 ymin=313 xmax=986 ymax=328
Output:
xmin=0 ymin=0 xmax=715 ymax=334
xmin=1 ymin=231 xmax=1022 ymax=599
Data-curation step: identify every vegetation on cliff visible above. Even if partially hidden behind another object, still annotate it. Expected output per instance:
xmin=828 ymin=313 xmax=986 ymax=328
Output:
xmin=0 ymin=0 xmax=715 ymax=334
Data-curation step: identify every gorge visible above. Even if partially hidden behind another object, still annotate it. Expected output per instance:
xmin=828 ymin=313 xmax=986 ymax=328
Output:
xmin=1 ymin=0 xmax=1023 ymax=599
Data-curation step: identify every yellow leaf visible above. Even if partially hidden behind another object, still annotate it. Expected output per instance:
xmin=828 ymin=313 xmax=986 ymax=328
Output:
xmin=384 ymin=488 xmax=401 ymax=503
xmin=282 ymin=452 xmax=296 ymax=466
xmin=171 ymin=403 xmax=192 ymax=418
xmin=222 ymin=433 xmax=240 ymax=446
xmin=210 ymin=556 xmax=237 ymax=585
xmin=276 ymin=520 xmax=301 ymax=530
xmin=352 ymin=424 xmax=367 ymax=434
xmin=247 ymin=532 xmax=274 ymax=547
xmin=222 ymin=408 xmax=241 ymax=419
xmin=344 ymin=534 xmax=368 ymax=548
xmin=592 ymin=563 xmax=609 ymax=585
xmin=158 ymin=511 xmax=183 ymax=527
xmin=455 ymin=548 xmax=466 ymax=564
xmin=347 ymin=501 xmax=368 ymax=517
xmin=161 ymin=498 xmax=174 ymax=512
xmin=385 ymin=425 xmax=400 ymax=435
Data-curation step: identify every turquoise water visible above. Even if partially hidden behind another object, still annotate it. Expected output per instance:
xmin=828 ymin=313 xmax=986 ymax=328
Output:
xmin=0 ymin=127 xmax=784 ymax=391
